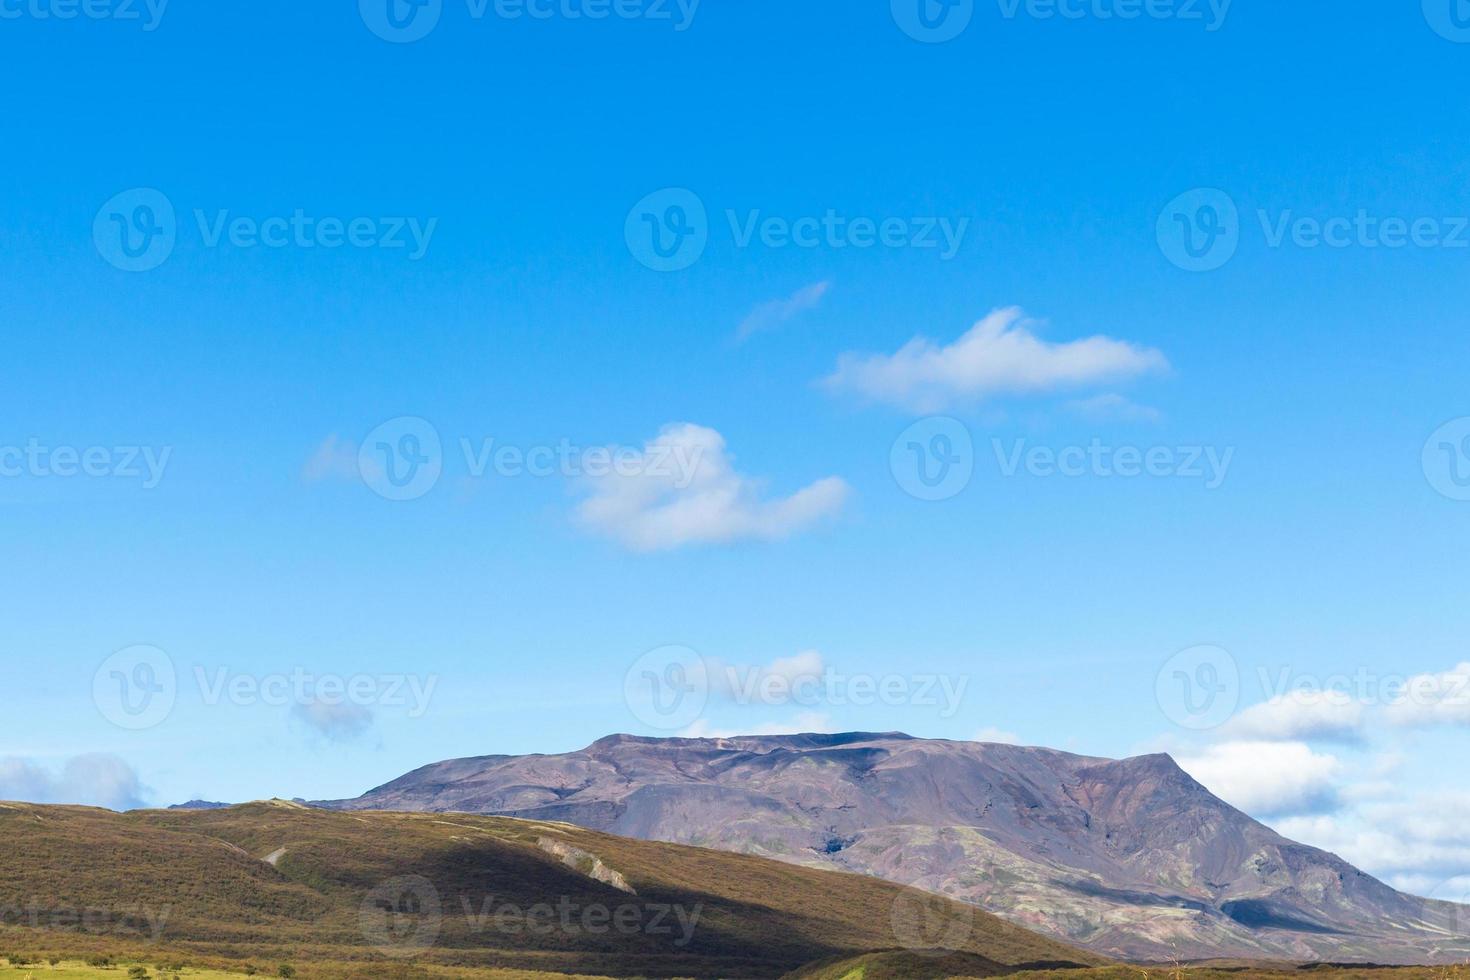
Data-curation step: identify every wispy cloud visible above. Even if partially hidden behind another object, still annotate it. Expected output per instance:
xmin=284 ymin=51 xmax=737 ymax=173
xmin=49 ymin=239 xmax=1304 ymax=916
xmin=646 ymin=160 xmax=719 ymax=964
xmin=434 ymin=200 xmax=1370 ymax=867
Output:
xmin=824 ymin=307 xmax=1169 ymax=412
xmin=302 ymin=435 xmax=360 ymax=482
xmin=678 ymin=711 xmax=836 ymax=740
xmin=734 ymin=281 xmax=831 ymax=343
xmin=291 ymin=700 xmax=375 ymax=743
xmin=574 ymin=423 xmax=850 ymax=552
xmin=973 ymin=727 xmax=1022 ymax=745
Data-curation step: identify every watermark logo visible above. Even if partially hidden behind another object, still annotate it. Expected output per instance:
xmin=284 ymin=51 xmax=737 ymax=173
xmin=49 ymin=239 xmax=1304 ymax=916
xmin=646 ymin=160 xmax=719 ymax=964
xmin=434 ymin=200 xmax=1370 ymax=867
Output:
xmin=0 ymin=440 xmax=172 ymax=488
xmin=360 ymin=876 xmax=443 ymax=955
xmin=892 ymin=0 xmax=974 ymax=42
xmin=626 ymin=188 xmax=708 ymax=272
xmin=0 ymin=0 xmax=169 ymax=30
xmin=1424 ymin=0 xmax=1470 ymax=42
xmin=1156 ymin=644 xmax=1239 ymax=730
xmin=1424 ymin=417 xmax=1470 ymax=501
xmin=891 ymin=417 xmax=974 ymax=501
xmin=360 ymin=0 xmax=698 ymax=40
xmin=0 ymin=900 xmax=172 ymax=940
xmin=1157 ymin=188 xmax=1239 ymax=272
xmin=994 ymin=438 xmax=1234 ymax=489
xmin=995 ymin=0 xmax=1231 ymax=29
xmin=360 ymin=0 xmax=443 ymax=42
xmin=95 ymin=189 xmax=438 ymax=271
xmin=460 ymin=895 xmax=703 ymax=945
xmin=1162 ymin=188 xmax=1470 ymax=271
xmin=626 ymin=188 xmax=970 ymax=272
xmin=94 ymin=188 xmax=176 ymax=273
xmin=93 ymin=645 xmax=177 ymax=731
xmin=624 ymin=645 xmax=709 ymax=731
xmin=890 ymin=887 xmax=974 ymax=954
xmin=359 ymin=417 xmax=444 ymax=501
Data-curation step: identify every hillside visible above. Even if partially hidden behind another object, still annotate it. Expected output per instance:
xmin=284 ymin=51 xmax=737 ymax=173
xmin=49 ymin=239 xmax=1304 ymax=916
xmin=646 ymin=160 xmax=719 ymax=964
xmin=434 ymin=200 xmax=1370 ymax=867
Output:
xmin=0 ymin=800 xmax=1098 ymax=979
xmin=324 ymin=732 xmax=1470 ymax=964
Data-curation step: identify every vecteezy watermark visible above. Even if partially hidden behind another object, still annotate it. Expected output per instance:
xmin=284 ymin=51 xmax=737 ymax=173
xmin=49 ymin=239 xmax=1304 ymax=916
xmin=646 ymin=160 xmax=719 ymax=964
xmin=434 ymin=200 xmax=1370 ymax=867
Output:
xmin=94 ymin=188 xmax=176 ymax=273
xmin=358 ymin=876 xmax=704 ymax=956
xmin=624 ymin=645 xmax=710 ymax=731
xmin=1423 ymin=417 xmax=1470 ymax=502
xmin=359 ymin=0 xmax=700 ymax=43
xmin=995 ymin=0 xmax=1231 ymax=29
xmin=891 ymin=0 xmax=974 ymax=43
xmin=0 ymin=439 xmax=171 ymax=488
xmin=1159 ymin=187 xmax=1470 ymax=271
xmin=1423 ymin=0 xmax=1470 ymax=43
xmin=722 ymin=664 xmax=969 ymax=717
xmin=0 ymin=0 xmax=168 ymax=30
xmin=993 ymin=438 xmax=1235 ymax=489
xmin=360 ymin=876 xmax=443 ymax=956
xmin=1156 ymin=644 xmax=1240 ymax=730
xmin=622 ymin=645 xmax=970 ymax=731
xmin=1157 ymin=188 xmax=1240 ymax=272
xmin=1254 ymin=665 xmax=1470 ymax=711
xmin=625 ymin=187 xmax=971 ymax=272
xmin=94 ymin=188 xmax=438 ymax=272
xmin=359 ymin=417 xmax=445 ymax=502
xmin=1418 ymin=876 xmax=1470 ymax=955
xmin=92 ymin=645 xmax=438 ymax=731
xmin=93 ymin=645 xmax=178 ymax=730
xmin=0 ymin=900 xmax=172 ymax=940
xmin=889 ymin=886 xmax=974 ymax=955
xmin=355 ymin=416 xmax=705 ymax=502
xmin=891 ymin=417 xmax=975 ymax=502
xmin=891 ymin=0 xmax=1230 ymax=41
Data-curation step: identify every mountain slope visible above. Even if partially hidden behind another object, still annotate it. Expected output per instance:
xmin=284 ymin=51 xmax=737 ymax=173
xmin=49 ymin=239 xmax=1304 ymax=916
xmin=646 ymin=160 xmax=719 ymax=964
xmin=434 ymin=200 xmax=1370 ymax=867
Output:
xmin=324 ymin=732 xmax=1470 ymax=964
xmin=0 ymin=799 xmax=1098 ymax=979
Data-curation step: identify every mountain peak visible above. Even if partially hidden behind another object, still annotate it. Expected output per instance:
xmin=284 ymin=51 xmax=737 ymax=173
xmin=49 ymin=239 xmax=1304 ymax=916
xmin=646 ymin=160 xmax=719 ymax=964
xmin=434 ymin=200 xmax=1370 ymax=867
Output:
xmin=324 ymin=733 xmax=1462 ymax=964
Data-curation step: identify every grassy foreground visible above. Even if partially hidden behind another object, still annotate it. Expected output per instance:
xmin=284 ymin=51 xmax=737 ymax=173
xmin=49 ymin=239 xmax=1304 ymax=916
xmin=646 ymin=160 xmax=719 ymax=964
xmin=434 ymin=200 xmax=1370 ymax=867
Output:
xmin=0 ymin=801 xmax=1095 ymax=978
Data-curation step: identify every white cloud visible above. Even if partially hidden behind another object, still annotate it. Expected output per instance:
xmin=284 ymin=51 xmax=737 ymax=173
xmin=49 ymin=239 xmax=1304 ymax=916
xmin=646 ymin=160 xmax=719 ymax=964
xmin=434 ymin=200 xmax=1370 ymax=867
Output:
xmin=1065 ymin=392 xmax=1162 ymax=424
xmin=1275 ymin=808 xmax=1470 ymax=893
xmin=823 ymin=307 xmax=1169 ymax=412
xmin=0 ymin=754 xmax=149 ymax=811
xmin=735 ymin=281 xmax=830 ymax=343
xmin=679 ymin=711 xmax=837 ymax=740
xmin=1223 ymin=690 xmax=1368 ymax=743
xmin=574 ymin=423 xmax=850 ymax=552
xmin=1177 ymin=741 xmax=1342 ymax=817
xmin=710 ymin=650 xmax=826 ymax=704
xmin=292 ymin=699 xmax=374 ymax=742
xmin=1385 ymin=662 xmax=1470 ymax=728
xmin=973 ymin=727 xmax=1022 ymax=745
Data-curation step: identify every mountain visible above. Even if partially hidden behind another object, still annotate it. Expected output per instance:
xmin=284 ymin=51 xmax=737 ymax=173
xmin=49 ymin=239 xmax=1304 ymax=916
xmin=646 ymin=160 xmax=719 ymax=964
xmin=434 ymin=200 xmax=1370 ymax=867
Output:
xmin=0 ymin=799 xmax=1097 ymax=979
xmin=323 ymin=732 xmax=1470 ymax=965
xmin=167 ymin=799 xmax=232 ymax=810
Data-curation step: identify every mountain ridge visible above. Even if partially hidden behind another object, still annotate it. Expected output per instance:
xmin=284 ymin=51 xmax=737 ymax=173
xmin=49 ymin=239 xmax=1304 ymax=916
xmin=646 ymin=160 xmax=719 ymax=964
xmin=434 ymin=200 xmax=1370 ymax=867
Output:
xmin=320 ymin=731 xmax=1470 ymax=964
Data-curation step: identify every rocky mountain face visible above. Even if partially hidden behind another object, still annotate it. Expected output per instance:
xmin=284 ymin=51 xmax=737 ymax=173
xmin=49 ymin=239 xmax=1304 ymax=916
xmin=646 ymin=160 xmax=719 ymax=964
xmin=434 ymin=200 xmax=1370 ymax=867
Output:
xmin=322 ymin=732 xmax=1470 ymax=964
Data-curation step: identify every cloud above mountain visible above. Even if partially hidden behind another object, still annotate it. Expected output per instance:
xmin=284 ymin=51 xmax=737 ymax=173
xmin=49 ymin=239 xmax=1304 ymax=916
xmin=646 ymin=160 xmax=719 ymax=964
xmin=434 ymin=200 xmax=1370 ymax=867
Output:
xmin=1176 ymin=740 xmax=1343 ymax=817
xmin=0 ymin=754 xmax=149 ymax=811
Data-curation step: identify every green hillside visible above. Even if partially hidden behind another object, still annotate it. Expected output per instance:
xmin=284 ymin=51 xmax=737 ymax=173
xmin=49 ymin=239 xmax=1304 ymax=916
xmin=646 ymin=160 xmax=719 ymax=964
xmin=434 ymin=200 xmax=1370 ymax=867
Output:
xmin=0 ymin=801 xmax=1099 ymax=979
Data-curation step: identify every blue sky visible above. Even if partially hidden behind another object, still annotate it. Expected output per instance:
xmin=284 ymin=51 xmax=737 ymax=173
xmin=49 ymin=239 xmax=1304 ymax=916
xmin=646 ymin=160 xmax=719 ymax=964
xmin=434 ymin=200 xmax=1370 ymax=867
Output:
xmin=3 ymin=0 xmax=1470 ymax=899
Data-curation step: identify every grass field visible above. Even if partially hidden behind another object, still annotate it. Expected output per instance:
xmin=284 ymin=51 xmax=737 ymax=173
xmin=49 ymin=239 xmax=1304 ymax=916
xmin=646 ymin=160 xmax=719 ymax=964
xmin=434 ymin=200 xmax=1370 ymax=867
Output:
xmin=0 ymin=801 xmax=1095 ymax=978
